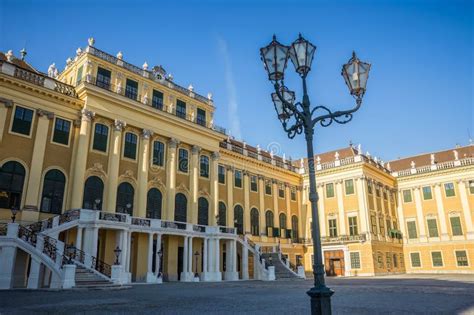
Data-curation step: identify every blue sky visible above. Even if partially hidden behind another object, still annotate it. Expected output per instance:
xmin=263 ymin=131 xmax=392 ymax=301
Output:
xmin=1 ymin=0 xmax=472 ymax=161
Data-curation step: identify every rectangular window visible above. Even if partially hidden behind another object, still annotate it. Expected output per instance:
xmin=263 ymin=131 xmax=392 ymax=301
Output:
xmin=379 ymin=216 xmax=385 ymax=236
xmin=469 ymin=180 xmax=474 ymax=194
xmin=431 ymin=251 xmax=443 ymax=267
xmin=93 ymin=123 xmax=109 ymax=152
xmin=178 ymin=148 xmax=189 ymax=173
xmin=422 ymin=186 xmax=433 ymax=200
xmin=348 ymin=216 xmax=358 ymax=236
xmin=444 ymin=183 xmax=455 ymax=197
xmin=218 ymin=165 xmax=225 ymax=184
xmin=393 ymin=254 xmax=398 ymax=268
xmin=386 ymin=219 xmax=391 ymax=236
xmin=367 ymin=182 xmax=373 ymax=194
xmin=125 ymin=79 xmax=138 ymax=100
xmin=152 ymin=141 xmax=165 ymax=167
xmin=196 ymin=108 xmax=206 ymax=126
xmin=376 ymin=187 xmax=381 ymax=198
xmin=377 ymin=253 xmax=384 ymax=268
xmin=386 ymin=253 xmax=392 ymax=269
xmin=455 ymin=250 xmax=469 ymax=267
xmin=450 ymin=216 xmax=463 ymax=236
xmin=370 ymin=215 xmax=377 ymax=234
xmin=278 ymin=184 xmax=285 ymax=198
xmin=52 ymin=118 xmax=71 ymax=145
xmin=152 ymin=90 xmax=164 ymax=110
xmin=96 ymin=67 xmax=111 ymax=90
xmin=123 ymin=132 xmax=137 ymax=159
xmin=234 ymin=170 xmax=242 ymax=188
xmin=176 ymin=100 xmax=186 ymax=119
xmin=400 ymin=253 xmax=405 ymax=268
xmin=265 ymin=180 xmax=272 ymax=195
xmin=290 ymin=187 xmax=296 ymax=201
xmin=407 ymin=221 xmax=417 ymax=239
xmin=76 ymin=65 xmax=83 ymax=85
xmin=345 ymin=179 xmax=354 ymax=195
xmin=383 ymin=190 xmax=388 ymax=200
xmin=250 ymin=175 xmax=258 ymax=192
xmin=326 ymin=183 xmax=335 ymax=198
xmin=427 ymin=218 xmax=439 ymax=237
xmin=410 ymin=252 xmax=421 ymax=267
xmin=11 ymin=106 xmax=33 ymax=135
xmin=200 ymin=155 xmax=209 ymax=178
xmin=350 ymin=252 xmax=361 ymax=269
xmin=402 ymin=189 xmax=412 ymax=203
xmin=328 ymin=219 xmax=337 ymax=237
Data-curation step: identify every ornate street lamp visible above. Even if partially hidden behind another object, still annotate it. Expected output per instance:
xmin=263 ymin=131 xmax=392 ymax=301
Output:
xmin=10 ymin=206 xmax=18 ymax=223
xmin=260 ymin=34 xmax=371 ymax=315
xmin=114 ymin=246 xmax=122 ymax=265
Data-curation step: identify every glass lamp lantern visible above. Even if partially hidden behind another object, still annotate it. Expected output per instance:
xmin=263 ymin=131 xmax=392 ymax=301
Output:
xmin=271 ymin=86 xmax=295 ymax=122
xmin=341 ymin=51 xmax=371 ymax=97
xmin=260 ymin=35 xmax=290 ymax=82
xmin=288 ymin=33 xmax=317 ymax=77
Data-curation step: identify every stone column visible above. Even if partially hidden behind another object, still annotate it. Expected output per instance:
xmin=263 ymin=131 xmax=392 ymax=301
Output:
xmin=210 ymin=152 xmax=220 ymax=226
xmin=458 ymin=180 xmax=474 ymax=239
xmin=125 ymin=231 xmax=132 ymax=273
xmin=215 ymin=239 xmax=221 ymax=276
xmin=146 ymin=232 xmax=155 ymax=282
xmin=412 ymin=187 xmax=427 ymax=242
xmin=395 ymin=190 xmax=407 ymax=242
xmin=243 ymin=171 xmax=250 ymax=234
xmin=190 ymin=145 xmax=200 ymax=224
xmin=75 ymin=227 xmax=83 ymax=250
xmin=181 ymin=236 xmax=188 ymax=281
xmin=203 ymin=237 xmax=208 ymax=273
xmin=23 ymin=110 xmax=53 ymax=215
xmin=242 ymin=245 xmax=249 ymax=280
xmin=105 ymin=119 xmax=126 ymax=212
xmin=272 ymin=179 xmax=280 ymax=232
xmin=285 ymin=184 xmax=292 ymax=234
xmin=188 ymin=237 xmax=194 ymax=274
xmin=296 ymin=187 xmax=304 ymax=238
xmin=0 ymin=98 xmax=13 ymax=143
xmin=379 ymin=185 xmax=388 ymax=239
xmin=355 ymin=177 xmax=369 ymax=237
xmin=83 ymin=227 xmax=99 ymax=266
xmin=433 ymin=183 xmax=449 ymax=240
xmin=258 ymin=176 xmax=265 ymax=234
xmin=26 ymin=258 xmax=41 ymax=289
xmin=335 ymin=180 xmax=347 ymax=236
xmin=154 ymin=234 xmax=162 ymax=276
xmin=226 ymin=166 xmax=234 ymax=227
xmin=166 ymin=138 xmax=179 ymax=221
xmin=137 ymin=129 xmax=152 ymax=218
xmin=71 ymin=109 xmax=95 ymax=209
xmin=316 ymin=184 xmax=327 ymax=237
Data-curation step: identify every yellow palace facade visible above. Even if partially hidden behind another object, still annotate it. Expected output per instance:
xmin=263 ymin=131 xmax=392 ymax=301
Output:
xmin=0 ymin=39 xmax=472 ymax=288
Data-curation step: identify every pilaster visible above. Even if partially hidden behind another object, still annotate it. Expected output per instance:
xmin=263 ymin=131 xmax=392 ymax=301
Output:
xmin=258 ymin=175 xmax=265 ymax=234
xmin=355 ymin=177 xmax=369 ymax=237
xmin=0 ymin=98 xmax=13 ymax=143
xmin=433 ymin=183 xmax=450 ymax=240
xmin=137 ymin=129 xmax=152 ymax=218
xmin=105 ymin=119 xmax=126 ymax=212
xmin=335 ymin=180 xmax=347 ymax=236
xmin=226 ymin=166 xmax=234 ymax=227
xmin=210 ymin=152 xmax=220 ymax=226
xmin=165 ymin=138 xmax=179 ymax=221
xmin=458 ymin=180 xmax=474 ymax=239
xmin=243 ymin=171 xmax=250 ymax=234
xmin=413 ymin=187 xmax=428 ymax=242
xmin=190 ymin=145 xmax=200 ymax=224
xmin=316 ymin=184 xmax=327 ymax=237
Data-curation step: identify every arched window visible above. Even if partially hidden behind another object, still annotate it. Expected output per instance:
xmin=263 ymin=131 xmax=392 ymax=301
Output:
xmin=82 ymin=176 xmax=104 ymax=210
xmin=175 ymin=193 xmax=187 ymax=222
xmin=234 ymin=205 xmax=244 ymax=234
xmin=40 ymin=169 xmax=65 ymax=214
xmin=250 ymin=208 xmax=259 ymax=236
xmin=279 ymin=213 xmax=287 ymax=230
xmin=198 ymin=197 xmax=209 ymax=225
xmin=218 ymin=202 xmax=226 ymax=226
xmin=292 ymin=215 xmax=299 ymax=241
xmin=147 ymin=188 xmax=162 ymax=219
xmin=0 ymin=161 xmax=26 ymax=209
xmin=265 ymin=210 xmax=274 ymax=236
xmin=116 ymin=182 xmax=134 ymax=215
xmin=200 ymin=155 xmax=209 ymax=178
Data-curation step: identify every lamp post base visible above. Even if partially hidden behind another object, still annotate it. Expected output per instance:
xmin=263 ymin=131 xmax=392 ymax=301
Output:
xmin=307 ymin=285 xmax=334 ymax=315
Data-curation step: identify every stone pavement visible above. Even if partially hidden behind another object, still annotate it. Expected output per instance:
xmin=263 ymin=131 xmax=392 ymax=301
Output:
xmin=0 ymin=275 xmax=473 ymax=314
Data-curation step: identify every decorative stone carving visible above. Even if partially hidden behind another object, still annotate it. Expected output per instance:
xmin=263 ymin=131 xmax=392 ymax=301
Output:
xmin=120 ymin=170 xmax=136 ymax=183
xmin=410 ymin=161 xmax=416 ymax=169
xmin=47 ymin=63 xmax=58 ymax=78
xmin=188 ymin=84 xmax=194 ymax=92
xmin=386 ymin=162 xmax=391 ymax=171
xmin=80 ymin=109 xmax=95 ymax=121
xmin=334 ymin=152 xmax=339 ymax=161
xmin=142 ymin=61 xmax=148 ymax=70
xmin=0 ymin=97 xmax=14 ymax=108
xmin=207 ymin=93 xmax=212 ymax=100
xmin=225 ymin=165 xmax=234 ymax=172
xmin=114 ymin=119 xmax=126 ymax=131
xmin=316 ymin=156 xmax=321 ymax=165
xmin=149 ymin=176 xmax=165 ymax=190
xmin=37 ymin=109 xmax=54 ymax=119
xmin=5 ymin=50 xmax=14 ymax=62
xmin=117 ymin=51 xmax=123 ymax=60
xmin=357 ymin=144 xmax=362 ymax=154
xmin=66 ymin=57 xmax=73 ymax=66
xmin=430 ymin=154 xmax=435 ymax=165
xmin=76 ymin=48 xmax=82 ymax=56
xmin=211 ymin=152 xmax=220 ymax=160
xmin=168 ymin=73 xmax=173 ymax=81
xmin=300 ymin=158 xmax=304 ymax=168
xmin=142 ymin=129 xmax=153 ymax=139
xmin=88 ymin=37 xmax=95 ymax=46
xmin=453 ymin=150 xmax=459 ymax=161
xmin=192 ymin=145 xmax=201 ymax=154
xmin=168 ymin=138 xmax=179 ymax=148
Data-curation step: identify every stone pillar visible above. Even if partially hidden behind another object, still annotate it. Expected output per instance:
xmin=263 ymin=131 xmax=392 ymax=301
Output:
xmin=413 ymin=187 xmax=427 ymax=242
xmin=105 ymin=119 xmax=126 ymax=212
xmin=75 ymin=227 xmax=83 ymax=250
xmin=203 ymin=237 xmax=208 ymax=273
xmin=285 ymin=184 xmax=292 ymax=234
xmin=379 ymin=185 xmax=388 ymax=239
xmin=166 ymin=138 xmax=179 ymax=221
xmin=458 ymin=180 xmax=474 ymax=239
xmin=83 ymin=227 xmax=99 ymax=265
xmin=181 ymin=236 xmax=188 ymax=281
xmin=188 ymin=237 xmax=194 ymax=274
xmin=296 ymin=187 xmax=304 ymax=238
xmin=210 ymin=152 xmax=220 ymax=226
xmin=0 ymin=245 xmax=16 ymax=289
xmin=243 ymin=171 xmax=250 ymax=234
xmin=27 ymin=258 xmax=41 ymax=289
xmin=226 ymin=166 xmax=234 ymax=227
xmin=258 ymin=176 xmax=265 ymax=234
xmin=433 ymin=184 xmax=449 ymax=240
xmin=215 ymin=239 xmax=220 ymax=277
xmin=355 ymin=177 xmax=370 ymax=237
xmin=272 ymin=180 xmax=280 ymax=233
xmin=396 ymin=191 xmax=407 ymax=242
xmin=154 ymin=234 xmax=162 ymax=277
xmin=23 ymin=110 xmax=53 ymax=216
xmin=71 ymin=109 xmax=95 ymax=209
xmin=335 ymin=180 xmax=347 ymax=236
xmin=190 ymin=145 xmax=200 ymax=224
xmin=125 ymin=231 xmax=132 ymax=274
xmin=242 ymin=245 xmax=249 ymax=280
xmin=0 ymin=99 xmax=13 ymax=143
xmin=316 ymin=184 xmax=327 ymax=237
xmin=146 ymin=232 xmax=155 ymax=282
xmin=137 ymin=129 xmax=152 ymax=218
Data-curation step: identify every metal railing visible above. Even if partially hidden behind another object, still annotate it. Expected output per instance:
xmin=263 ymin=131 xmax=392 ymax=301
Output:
xmin=18 ymin=225 xmax=37 ymax=247
xmin=131 ymin=217 xmax=151 ymax=227
xmin=99 ymin=212 xmax=127 ymax=223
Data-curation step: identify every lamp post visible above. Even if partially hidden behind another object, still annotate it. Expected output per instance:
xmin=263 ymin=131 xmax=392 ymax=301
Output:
xmin=260 ymin=34 xmax=371 ymax=315
xmin=114 ymin=246 xmax=122 ymax=265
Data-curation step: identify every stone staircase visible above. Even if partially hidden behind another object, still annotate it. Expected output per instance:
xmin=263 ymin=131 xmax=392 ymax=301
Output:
xmin=74 ymin=266 xmax=122 ymax=289
xmin=261 ymin=253 xmax=302 ymax=280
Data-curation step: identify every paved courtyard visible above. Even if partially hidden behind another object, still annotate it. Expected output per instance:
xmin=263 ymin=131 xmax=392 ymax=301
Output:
xmin=0 ymin=275 xmax=473 ymax=314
